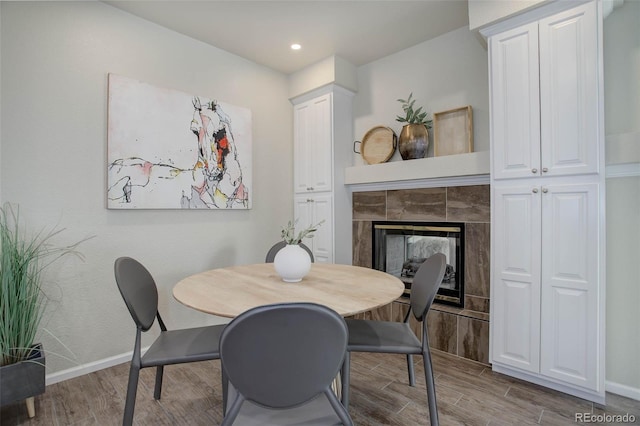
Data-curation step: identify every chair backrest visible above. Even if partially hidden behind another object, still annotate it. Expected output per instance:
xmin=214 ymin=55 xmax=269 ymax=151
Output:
xmin=114 ymin=257 xmax=158 ymax=332
xmin=265 ymin=241 xmax=314 ymax=263
xmin=220 ymin=302 xmax=347 ymax=409
xmin=410 ymin=253 xmax=447 ymax=322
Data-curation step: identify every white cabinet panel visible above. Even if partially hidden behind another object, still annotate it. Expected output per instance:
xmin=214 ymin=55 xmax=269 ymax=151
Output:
xmin=543 ymin=287 xmax=590 ymax=381
xmin=494 ymin=279 xmax=541 ymax=371
xmin=492 ymin=185 xmax=541 ymax=372
xmin=294 ymin=193 xmax=333 ymax=263
xmin=310 ymin=194 xmax=333 ymax=263
xmin=293 ymin=94 xmax=332 ymax=194
xmin=539 ymin=3 xmax=599 ymax=177
xmin=294 ymin=196 xmax=314 ymax=235
xmin=540 ymin=183 xmax=599 ymax=389
xmin=294 ymin=103 xmax=312 ymax=193
xmin=490 ymin=22 xmax=541 ymax=180
xmin=309 ymin=95 xmax=332 ymax=193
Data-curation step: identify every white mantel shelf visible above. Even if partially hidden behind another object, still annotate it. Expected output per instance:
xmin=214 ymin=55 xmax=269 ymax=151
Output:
xmin=344 ymin=151 xmax=490 ymax=192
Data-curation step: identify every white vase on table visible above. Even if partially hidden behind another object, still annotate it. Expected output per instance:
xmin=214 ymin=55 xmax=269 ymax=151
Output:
xmin=273 ymin=244 xmax=311 ymax=283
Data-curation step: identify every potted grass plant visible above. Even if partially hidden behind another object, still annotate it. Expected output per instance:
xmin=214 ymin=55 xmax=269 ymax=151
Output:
xmin=0 ymin=203 xmax=85 ymax=418
xmin=396 ymin=93 xmax=433 ymax=160
xmin=274 ymin=219 xmax=324 ymax=283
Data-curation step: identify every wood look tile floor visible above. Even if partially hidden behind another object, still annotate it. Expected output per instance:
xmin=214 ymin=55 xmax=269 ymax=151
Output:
xmin=2 ymin=350 xmax=638 ymax=425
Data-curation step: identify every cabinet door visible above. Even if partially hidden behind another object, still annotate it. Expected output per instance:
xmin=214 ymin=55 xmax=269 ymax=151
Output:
xmin=294 ymin=102 xmax=313 ymax=193
xmin=294 ymin=194 xmax=314 ymax=241
xmin=294 ymin=193 xmax=333 ymax=263
xmin=310 ymin=193 xmax=333 ymax=263
xmin=540 ymin=182 xmax=599 ymax=390
xmin=539 ymin=2 xmax=599 ymax=177
xmin=293 ymin=94 xmax=333 ymax=193
xmin=490 ymin=22 xmax=541 ymax=180
xmin=491 ymin=184 xmax=541 ymax=372
xmin=308 ymin=94 xmax=333 ymax=193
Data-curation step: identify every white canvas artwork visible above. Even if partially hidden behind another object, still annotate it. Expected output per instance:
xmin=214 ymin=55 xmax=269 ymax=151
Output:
xmin=107 ymin=74 xmax=252 ymax=209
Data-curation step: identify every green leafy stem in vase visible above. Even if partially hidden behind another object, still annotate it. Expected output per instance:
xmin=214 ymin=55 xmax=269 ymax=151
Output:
xmin=281 ymin=219 xmax=325 ymax=245
xmin=396 ymin=92 xmax=433 ymax=128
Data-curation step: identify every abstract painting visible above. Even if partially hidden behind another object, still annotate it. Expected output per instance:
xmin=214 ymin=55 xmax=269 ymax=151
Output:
xmin=107 ymin=74 xmax=252 ymax=209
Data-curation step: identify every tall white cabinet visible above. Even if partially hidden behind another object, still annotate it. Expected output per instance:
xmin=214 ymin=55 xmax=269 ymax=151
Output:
xmin=484 ymin=1 xmax=606 ymax=403
xmin=291 ymin=85 xmax=354 ymax=264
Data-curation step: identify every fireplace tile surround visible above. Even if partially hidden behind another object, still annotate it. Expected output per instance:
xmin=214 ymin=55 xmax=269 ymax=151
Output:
xmin=351 ymin=185 xmax=491 ymax=364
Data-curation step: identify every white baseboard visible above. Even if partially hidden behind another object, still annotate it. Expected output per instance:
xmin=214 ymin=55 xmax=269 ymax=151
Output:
xmin=606 ymin=381 xmax=640 ymax=401
xmin=492 ymin=364 xmax=606 ymax=404
xmin=45 ymin=346 xmax=149 ymax=386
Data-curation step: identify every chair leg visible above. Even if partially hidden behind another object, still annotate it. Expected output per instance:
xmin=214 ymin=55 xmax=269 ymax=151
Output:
xmin=422 ymin=349 xmax=439 ymax=426
xmin=406 ymin=354 xmax=416 ymax=386
xmin=221 ymin=393 xmax=245 ymax=426
xmin=222 ymin=368 xmax=228 ymax=416
xmin=123 ymin=363 xmax=141 ymax=426
xmin=341 ymin=352 xmax=351 ymax=410
xmin=325 ymin=389 xmax=354 ymax=426
xmin=153 ymin=365 xmax=164 ymax=400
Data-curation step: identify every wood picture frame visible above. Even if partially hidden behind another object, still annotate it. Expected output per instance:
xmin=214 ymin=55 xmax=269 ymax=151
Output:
xmin=433 ymin=105 xmax=473 ymax=157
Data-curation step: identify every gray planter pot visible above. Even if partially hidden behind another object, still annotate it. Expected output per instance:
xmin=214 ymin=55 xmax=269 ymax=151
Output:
xmin=398 ymin=123 xmax=429 ymax=160
xmin=0 ymin=343 xmax=46 ymax=407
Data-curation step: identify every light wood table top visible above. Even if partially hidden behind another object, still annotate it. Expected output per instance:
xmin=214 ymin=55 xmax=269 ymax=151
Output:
xmin=173 ymin=263 xmax=404 ymax=318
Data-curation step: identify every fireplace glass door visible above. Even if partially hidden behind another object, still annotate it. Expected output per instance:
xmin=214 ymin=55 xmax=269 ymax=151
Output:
xmin=373 ymin=222 xmax=464 ymax=307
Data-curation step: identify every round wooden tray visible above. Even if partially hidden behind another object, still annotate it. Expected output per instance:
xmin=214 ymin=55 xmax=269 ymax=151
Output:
xmin=357 ymin=126 xmax=397 ymax=164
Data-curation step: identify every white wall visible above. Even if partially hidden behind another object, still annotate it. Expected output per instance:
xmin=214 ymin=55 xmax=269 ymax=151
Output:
xmin=0 ymin=2 xmax=293 ymax=374
xmin=352 ymin=25 xmax=489 ymax=165
xmin=603 ymin=0 xmax=640 ymax=396
xmin=606 ymin=177 xmax=640 ymax=395
xmin=0 ymin=2 xmax=2 ymax=203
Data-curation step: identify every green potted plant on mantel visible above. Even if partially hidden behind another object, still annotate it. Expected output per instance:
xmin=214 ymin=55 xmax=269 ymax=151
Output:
xmin=274 ymin=219 xmax=324 ymax=283
xmin=0 ymin=203 xmax=86 ymax=418
xmin=396 ymin=93 xmax=433 ymax=160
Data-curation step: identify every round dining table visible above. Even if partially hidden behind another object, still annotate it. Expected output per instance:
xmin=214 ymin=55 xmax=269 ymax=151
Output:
xmin=173 ymin=262 xmax=404 ymax=318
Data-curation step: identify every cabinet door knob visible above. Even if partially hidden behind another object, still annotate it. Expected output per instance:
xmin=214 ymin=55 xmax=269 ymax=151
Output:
xmin=532 ymin=188 xmax=539 ymax=193
xmin=542 ymin=188 xmax=548 ymax=193
xmin=542 ymin=168 xmax=548 ymax=173
xmin=306 ymin=198 xmax=313 ymax=203
xmin=532 ymin=168 xmax=538 ymax=174
xmin=309 ymin=187 xmax=314 ymax=191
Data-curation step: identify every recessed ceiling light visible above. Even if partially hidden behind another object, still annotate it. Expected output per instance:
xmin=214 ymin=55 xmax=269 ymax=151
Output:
xmin=291 ymin=43 xmax=301 ymax=50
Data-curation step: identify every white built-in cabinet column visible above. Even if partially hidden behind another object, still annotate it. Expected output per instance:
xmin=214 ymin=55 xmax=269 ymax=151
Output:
xmin=484 ymin=0 xmax=605 ymax=403
xmin=291 ymin=85 xmax=354 ymax=265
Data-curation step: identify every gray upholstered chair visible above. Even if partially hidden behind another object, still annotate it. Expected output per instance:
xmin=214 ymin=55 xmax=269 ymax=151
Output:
xmin=114 ymin=257 xmax=226 ymax=426
xmin=265 ymin=240 xmax=314 ymax=263
xmin=219 ymin=303 xmax=353 ymax=426
xmin=341 ymin=253 xmax=446 ymax=426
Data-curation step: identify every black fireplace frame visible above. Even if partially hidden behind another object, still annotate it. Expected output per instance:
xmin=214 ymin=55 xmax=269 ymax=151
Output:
xmin=372 ymin=221 xmax=465 ymax=308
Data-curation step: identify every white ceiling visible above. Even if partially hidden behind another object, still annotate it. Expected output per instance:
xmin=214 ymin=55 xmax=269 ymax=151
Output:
xmin=103 ymin=1 xmax=470 ymax=74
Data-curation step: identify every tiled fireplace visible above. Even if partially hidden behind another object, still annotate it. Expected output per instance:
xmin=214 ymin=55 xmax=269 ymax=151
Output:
xmin=352 ymin=185 xmax=491 ymax=365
